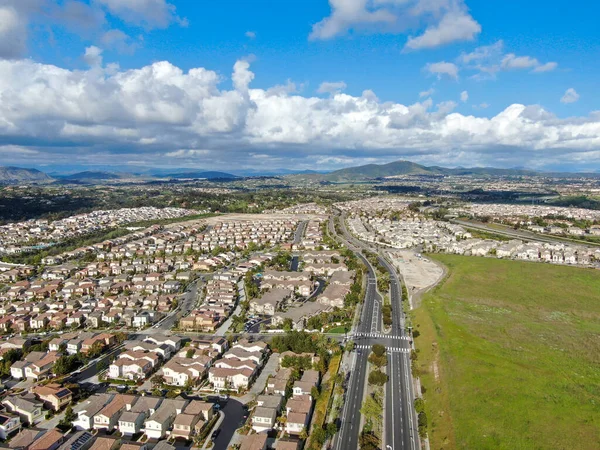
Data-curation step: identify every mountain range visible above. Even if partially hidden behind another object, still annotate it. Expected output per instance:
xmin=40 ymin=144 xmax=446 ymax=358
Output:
xmin=0 ymin=166 xmax=53 ymax=184
xmin=1 ymin=160 xmax=598 ymax=185
xmin=309 ymin=160 xmax=541 ymax=182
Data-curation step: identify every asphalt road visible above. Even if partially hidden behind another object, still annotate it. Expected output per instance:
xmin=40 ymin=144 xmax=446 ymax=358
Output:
xmin=212 ymin=399 xmax=247 ymax=450
xmin=293 ymin=221 xmax=308 ymax=244
xmin=332 ymin=211 xmax=418 ymax=450
xmin=333 ymin=213 xmax=383 ymax=450
xmin=452 ymin=219 xmax=600 ymax=249
xmin=378 ymin=255 xmax=419 ymax=450
xmin=290 ymin=255 xmax=299 ymax=271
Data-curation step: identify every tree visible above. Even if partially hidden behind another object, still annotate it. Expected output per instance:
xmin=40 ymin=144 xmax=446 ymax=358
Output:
xmin=360 ymin=396 xmax=382 ymax=428
xmin=310 ymin=426 xmax=327 ymax=447
xmin=310 ymin=385 xmax=320 ymax=401
xmin=368 ymin=352 xmax=387 ymax=368
xmin=325 ymin=421 xmax=338 ymax=438
xmin=282 ymin=318 xmax=293 ymax=332
xmin=299 ymin=427 xmax=309 ymax=440
xmin=418 ymin=411 xmax=428 ymax=437
xmin=114 ymin=332 xmax=128 ymax=344
xmin=54 ymin=355 xmax=82 ymax=376
xmin=371 ymin=344 xmax=386 ymax=357
xmin=414 ymin=397 xmax=425 ymax=414
xmin=359 ymin=431 xmax=380 ymax=450
xmin=151 ymin=374 xmax=165 ymax=388
xmin=87 ymin=341 xmax=105 ymax=358
xmin=368 ymin=370 xmax=388 ymax=386
xmin=58 ymin=405 xmax=76 ymax=431
xmin=186 ymin=348 xmax=195 ymax=358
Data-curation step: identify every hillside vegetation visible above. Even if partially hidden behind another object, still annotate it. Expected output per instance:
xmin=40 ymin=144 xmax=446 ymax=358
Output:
xmin=412 ymin=254 xmax=600 ymax=449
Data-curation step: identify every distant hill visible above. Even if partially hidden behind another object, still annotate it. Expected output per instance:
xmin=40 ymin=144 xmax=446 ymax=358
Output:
xmin=60 ymin=171 xmax=122 ymax=181
xmin=164 ymin=171 xmax=238 ymax=180
xmin=0 ymin=166 xmax=53 ymax=184
xmin=288 ymin=160 xmax=545 ymax=182
xmin=323 ymin=160 xmax=435 ymax=181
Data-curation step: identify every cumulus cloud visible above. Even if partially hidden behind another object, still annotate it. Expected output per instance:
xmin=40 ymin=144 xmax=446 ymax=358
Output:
xmin=501 ymin=53 xmax=539 ymax=70
xmin=561 ymin=88 xmax=579 ymax=104
xmin=310 ymin=0 xmax=480 ymax=50
xmin=419 ymin=88 xmax=434 ymax=98
xmin=245 ymin=31 xmax=256 ymax=39
xmin=309 ymin=0 xmax=396 ymax=40
xmin=460 ymin=41 xmax=558 ymax=79
xmin=317 ymin=81 xmax=348 ymax=95
xmin=533 ymin=62 xmax=558 ymax=73
xmin=425 ymin=61 xmax=459 ymax=80
xmin=405 ymin=10 xmax=481 ymax=50
xmin=0 ymin=6 xmax=27 ymax=59
xmin=95 ymin=0 xmax=186 ymax=28
xmin=0 ymin=58 xmax=599 ymax=170
xmin=460 ymin=90 xmax=468 ymax=102
xmin=101 ymin=29 xmax=138 ymax=53
xmin=83 ymin=46 xmax=103 ymax=67
xmin=459 ymin=40 xmax=504 ymax=64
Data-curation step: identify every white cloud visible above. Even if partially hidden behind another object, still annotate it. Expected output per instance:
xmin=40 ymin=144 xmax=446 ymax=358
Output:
xmin=95 ymin=0 xmax=186 ymax=28
xmin=0 ymin=6 xmax=27 ymax=59
xmin=245 ymin=31 xmax=256 ymax=39
xmin=425 ymin=61 xmax=459 ymax=80
xmin=561 ymin=88 xmax=580 ymax=104
xmin=460 ymin=40 xmax=504 ymax=64
xmin=419 ymin=88 xmax=434 ymax=98
xmin=165 ymin=149 xmax=210 ymax=158
xmin=83 ymin=46 xmax=103 ymax=67
xmin=460 ymin=90 xmax=468 ymax=102
xmin=501 ymin=53 xmax=540 ymax=70
xmin=461 ymin=42 xmax=558 ymax=78
xmin=533 ymin=62 xmax=558 ymax=73
xmin=310 ymin=0 xmax=480 ymax=50
xmin=317 ymin=81 xmax=348 ymax=94
xmin=309 ymin=0 xmax=396 ymax=40
xmin=0 ymin=58 xmax=599 ymax=170
xmin=405 ymin=10 xmax=481 ymax=50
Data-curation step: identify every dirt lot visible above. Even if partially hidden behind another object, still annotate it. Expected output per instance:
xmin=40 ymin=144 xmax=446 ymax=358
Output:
xmin=387 ymin=249 xmax=445 ymax=306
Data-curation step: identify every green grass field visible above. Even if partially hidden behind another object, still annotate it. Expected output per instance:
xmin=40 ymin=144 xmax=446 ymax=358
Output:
xmin=413 ymin=254 xmax=600 ymax=450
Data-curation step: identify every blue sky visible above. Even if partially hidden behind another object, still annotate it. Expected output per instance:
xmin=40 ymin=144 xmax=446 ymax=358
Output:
xmin=0 ymin=0 xmax=599 ymax=172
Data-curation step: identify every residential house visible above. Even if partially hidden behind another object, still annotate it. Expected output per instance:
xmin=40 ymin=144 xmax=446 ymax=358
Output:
xmin=32 ymin=384 xmax=72 ymax=411
xmin=251 ymin=407 xmax=277 ymax=433
xmin=118 ymin=397 xmax=162 ymax=437
xmin=239 ymin=434 xmax=268 ymax=450
xmin=93 ymin=395 xmax=137 ymax=432
xmin=73 ymin=394 xmax=113 ymax=431
xmin=29 ymin=429 xmax=65 ymax=450
xmin=2 ymin=395 xmax=44 ymax=425
xmin=143 ymin=398 xmax=187 ymax=439
xmin=171 ymin=401 xmax=213 ymax=440
xmin=0 ymin=413 xmax=20 ymax=440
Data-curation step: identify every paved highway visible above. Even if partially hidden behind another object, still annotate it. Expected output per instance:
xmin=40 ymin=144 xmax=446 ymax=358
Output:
xmin=378 ymin=255 xmax=419 ymax=450
xmin=331 ymin=211 xmax=418 ymax=450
